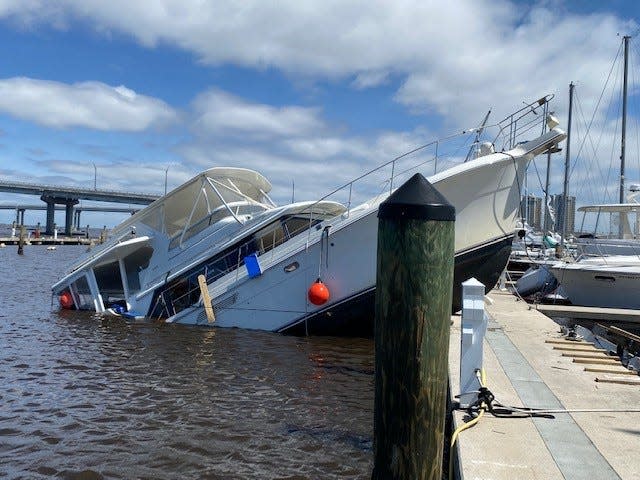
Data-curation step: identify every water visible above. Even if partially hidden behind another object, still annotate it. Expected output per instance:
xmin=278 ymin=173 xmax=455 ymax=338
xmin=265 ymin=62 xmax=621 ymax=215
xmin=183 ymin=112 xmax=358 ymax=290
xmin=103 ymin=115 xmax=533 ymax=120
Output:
xmin=0 ymin=246 xmax=374 ymax=479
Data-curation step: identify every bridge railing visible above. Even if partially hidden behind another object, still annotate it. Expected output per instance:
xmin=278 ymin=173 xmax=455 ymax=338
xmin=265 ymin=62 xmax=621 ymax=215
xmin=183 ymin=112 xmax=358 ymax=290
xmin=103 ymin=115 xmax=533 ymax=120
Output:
xmin=0 ymin=178 xmax=159 ymax=201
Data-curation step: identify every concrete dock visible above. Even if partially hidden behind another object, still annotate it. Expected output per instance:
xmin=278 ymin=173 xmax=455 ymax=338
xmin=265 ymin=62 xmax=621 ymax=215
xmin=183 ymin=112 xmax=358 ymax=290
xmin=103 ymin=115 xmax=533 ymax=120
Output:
xmin=449 ymin=289 xmax=640 ymax=479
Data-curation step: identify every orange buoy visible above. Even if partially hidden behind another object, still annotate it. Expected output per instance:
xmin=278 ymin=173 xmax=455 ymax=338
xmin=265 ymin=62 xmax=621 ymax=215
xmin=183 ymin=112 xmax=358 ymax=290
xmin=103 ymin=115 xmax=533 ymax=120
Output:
xmin=308 ymin=278 xmax=330 ymax=305
xmin=59 ymin=291 xmax=74 ymax=309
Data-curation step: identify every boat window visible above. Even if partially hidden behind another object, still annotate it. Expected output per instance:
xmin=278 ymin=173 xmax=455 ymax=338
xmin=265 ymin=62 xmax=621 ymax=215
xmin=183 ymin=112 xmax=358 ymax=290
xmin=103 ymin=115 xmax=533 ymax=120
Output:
xmin=594 ymin=275 xmax=616 ymax=282
xmin=163 ymin=182 xmax=209 ymax=240
xmin=70 ymin=276 xmax=94 ymax=310
xmin=282 ymin=216 xmax=316 ymax=239
xmin=123 ymin=246 xmax=153 ymax=294
xmin=149 ymin=215 xmax=324 ymax=319
xmin=94 ymin=261 xmax=125 ymax=306
xmin=253 ymin=222 xmax=285 ymax=254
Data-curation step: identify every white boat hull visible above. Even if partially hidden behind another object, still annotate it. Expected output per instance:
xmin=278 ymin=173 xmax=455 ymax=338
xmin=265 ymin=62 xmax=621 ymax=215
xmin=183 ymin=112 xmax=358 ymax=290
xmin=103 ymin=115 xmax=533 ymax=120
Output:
xmin=550 ymin=257 xmax=640 ymax=309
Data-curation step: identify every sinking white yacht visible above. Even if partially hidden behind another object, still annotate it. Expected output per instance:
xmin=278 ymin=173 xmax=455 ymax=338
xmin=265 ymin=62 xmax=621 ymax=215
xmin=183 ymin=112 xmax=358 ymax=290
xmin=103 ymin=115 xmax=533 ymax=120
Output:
xmin=52 ymin=96 xmax=566 ymax=335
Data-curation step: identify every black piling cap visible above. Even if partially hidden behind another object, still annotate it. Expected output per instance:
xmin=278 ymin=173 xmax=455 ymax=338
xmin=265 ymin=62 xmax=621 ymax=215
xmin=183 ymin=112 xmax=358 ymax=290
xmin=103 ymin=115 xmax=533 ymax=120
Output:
xmin=378 ymin=173 xmax=455 ymax=221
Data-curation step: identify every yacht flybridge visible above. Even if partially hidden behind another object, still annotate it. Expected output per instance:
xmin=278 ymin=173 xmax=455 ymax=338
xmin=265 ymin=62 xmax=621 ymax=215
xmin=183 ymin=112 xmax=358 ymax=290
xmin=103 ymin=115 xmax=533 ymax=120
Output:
xmin=52 ymin=167 xmax=344 ymax=320
xmin=52 ymin=95 xmax=566 ymax=336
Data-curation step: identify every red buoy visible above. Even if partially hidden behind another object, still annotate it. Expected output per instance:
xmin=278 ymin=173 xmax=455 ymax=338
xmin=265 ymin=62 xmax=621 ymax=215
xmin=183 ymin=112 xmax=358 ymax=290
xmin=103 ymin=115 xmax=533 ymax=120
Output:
xmin=308 ymin=279 xmax=330 ymax=306
xmin=59 ymin=291 xmax=74 ymax=309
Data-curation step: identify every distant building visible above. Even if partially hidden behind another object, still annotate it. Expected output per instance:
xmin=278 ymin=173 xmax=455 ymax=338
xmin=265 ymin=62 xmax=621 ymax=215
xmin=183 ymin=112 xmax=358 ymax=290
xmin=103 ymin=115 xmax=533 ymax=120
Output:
xmin=520 ymin=195 xmax=542 ymax=230
xmin=551 ymin=194 xmax=576 ymax=235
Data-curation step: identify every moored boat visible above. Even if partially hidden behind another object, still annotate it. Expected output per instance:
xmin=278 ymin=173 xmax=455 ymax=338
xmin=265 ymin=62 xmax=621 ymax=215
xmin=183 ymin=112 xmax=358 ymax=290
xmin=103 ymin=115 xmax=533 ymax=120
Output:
xmin=549 ymin=255 xmax=640 ymax=309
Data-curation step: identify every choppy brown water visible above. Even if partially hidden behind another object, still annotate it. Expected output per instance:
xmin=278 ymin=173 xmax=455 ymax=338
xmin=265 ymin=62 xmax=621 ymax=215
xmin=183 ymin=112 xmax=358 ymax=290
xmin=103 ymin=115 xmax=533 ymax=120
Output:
xmin=0 ymin=246 xmax=374 ymax=479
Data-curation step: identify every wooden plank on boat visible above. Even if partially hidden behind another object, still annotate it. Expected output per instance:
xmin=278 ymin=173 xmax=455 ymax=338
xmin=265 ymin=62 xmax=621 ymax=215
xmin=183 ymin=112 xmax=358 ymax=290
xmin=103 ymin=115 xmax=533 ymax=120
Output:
xmin=584 ymin=367 xmax=637 ymax=376
xmin=572 ymin=358 xmax=620 ymax=365
xmin=536 ymin=304 xmax=640 ymax=322
xmin=197 ymin=274 xmax=215 ymax=323
xmin=594 ymin=377 xmax=640 ymax=385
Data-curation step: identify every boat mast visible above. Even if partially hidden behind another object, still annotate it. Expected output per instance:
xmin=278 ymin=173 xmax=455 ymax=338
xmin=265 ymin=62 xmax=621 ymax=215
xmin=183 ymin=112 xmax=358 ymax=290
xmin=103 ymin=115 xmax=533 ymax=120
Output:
xmin=562 ymin=82 xmax=574 ymax=245
xmin=620 ymin=35 xmax=630 ymax=204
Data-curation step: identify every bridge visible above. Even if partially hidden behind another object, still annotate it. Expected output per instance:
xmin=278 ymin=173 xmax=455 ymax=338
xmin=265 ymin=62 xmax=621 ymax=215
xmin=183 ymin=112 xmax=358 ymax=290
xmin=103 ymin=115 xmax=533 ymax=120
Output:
xmin=0 ymin=179 xmax=159 ymax=235
xmin=0 ymin=204 xmax=141 ymax=231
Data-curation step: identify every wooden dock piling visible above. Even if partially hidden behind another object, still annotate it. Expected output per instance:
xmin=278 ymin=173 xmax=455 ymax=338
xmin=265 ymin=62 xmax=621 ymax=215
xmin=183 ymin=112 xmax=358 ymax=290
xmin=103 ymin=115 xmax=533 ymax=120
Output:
xmin=17 ymin=225 xmax=25 ymax=255
xmin=372 ymin=173 xmax=455 ymax=480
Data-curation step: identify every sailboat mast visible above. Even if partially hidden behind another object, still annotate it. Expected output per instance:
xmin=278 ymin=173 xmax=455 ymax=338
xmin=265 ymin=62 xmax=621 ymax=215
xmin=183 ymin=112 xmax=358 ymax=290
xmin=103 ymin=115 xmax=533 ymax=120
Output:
xmin=562 ymin=82 xmax=574 ymax=244
xmin=620 ymin=35 xmax=630 ymax=204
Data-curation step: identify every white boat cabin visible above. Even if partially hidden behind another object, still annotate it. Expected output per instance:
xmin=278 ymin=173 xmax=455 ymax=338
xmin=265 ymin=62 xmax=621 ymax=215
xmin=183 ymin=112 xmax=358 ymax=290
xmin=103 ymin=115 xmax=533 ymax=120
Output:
xmin=52 ymin=167 xmax=345 ymax=318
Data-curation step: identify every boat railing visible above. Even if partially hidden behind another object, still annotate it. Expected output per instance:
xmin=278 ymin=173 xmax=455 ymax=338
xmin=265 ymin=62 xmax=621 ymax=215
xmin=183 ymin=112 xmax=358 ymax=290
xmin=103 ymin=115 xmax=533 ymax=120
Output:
xmin=289 ymin=94 xmax=557 ymax=226
xmin=490 ymin=94 xmax=555 ymax=151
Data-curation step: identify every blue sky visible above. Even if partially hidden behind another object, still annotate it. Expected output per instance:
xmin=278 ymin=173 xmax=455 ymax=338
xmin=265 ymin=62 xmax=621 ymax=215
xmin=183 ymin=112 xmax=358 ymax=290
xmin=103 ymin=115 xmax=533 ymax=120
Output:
xmin=0 ymin=0 xmax=639 ymax=227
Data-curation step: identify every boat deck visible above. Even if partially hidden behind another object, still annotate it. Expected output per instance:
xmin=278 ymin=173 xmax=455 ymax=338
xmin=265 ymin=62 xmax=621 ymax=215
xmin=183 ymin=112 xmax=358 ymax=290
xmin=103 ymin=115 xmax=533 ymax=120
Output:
xmin=449 ymin=289 xmax=640 ymax=479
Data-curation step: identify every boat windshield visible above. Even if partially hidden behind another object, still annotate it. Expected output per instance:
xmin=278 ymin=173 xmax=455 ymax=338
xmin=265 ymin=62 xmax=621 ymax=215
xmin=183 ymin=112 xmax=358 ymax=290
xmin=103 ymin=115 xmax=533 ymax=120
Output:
xmin=577 ymin=204 xmax=640 ymax=239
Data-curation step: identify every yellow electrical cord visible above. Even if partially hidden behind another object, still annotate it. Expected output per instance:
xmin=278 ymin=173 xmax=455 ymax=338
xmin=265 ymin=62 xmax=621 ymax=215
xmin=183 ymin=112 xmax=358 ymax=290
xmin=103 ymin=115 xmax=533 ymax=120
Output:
xmin=450 ymin=404 xmax=486 ymax=449
xmin=449 ymin=368 xmax=488 ymax=480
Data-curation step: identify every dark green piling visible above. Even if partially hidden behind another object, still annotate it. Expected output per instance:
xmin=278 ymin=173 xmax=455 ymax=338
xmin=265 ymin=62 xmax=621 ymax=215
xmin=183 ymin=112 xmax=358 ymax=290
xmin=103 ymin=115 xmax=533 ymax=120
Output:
xmin=17 ymin=225 xmax=25 ymax=255
xmin=372 ymin=173 xmax=455 ymax=480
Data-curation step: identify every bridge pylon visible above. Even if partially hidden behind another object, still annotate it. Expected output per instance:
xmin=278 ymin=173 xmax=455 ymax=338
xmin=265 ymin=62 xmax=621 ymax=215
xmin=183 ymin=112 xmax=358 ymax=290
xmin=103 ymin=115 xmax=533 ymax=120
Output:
xmin=40 ymin=194 xmax=79 ymax=236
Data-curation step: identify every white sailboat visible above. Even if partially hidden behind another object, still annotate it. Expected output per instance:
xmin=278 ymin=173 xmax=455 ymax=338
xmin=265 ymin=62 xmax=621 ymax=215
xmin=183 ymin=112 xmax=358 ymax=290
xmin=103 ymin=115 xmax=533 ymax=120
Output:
xmin=550 ymin=35 xmax=640 ymax=310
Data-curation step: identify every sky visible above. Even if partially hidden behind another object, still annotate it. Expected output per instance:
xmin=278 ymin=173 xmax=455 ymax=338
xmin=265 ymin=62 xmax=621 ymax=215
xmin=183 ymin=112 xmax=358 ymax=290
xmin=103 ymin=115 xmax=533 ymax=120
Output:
xmin=0 ymin=0 xmax=639 ymax=228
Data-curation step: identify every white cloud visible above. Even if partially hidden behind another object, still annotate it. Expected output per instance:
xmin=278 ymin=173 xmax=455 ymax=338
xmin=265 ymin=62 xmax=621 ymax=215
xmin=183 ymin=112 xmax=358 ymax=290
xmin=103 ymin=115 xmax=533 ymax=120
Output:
xmin=352 ymin=71 xmax=391 ymax=89
xmin=0 ymin=77 xmax=177 ymax=131
xmin=0 ymin=1 xmax=635 ymax=125
xmin=0 ymin=2 xmax=635 ymax=118
xmin=191 ymin=89 xmax=325 ymax=139
xmin=395 ymin=7 xmax=636 ymax=126
xmin=176 ymin=90 xmax=450 ymax=205
xmin=0 ymin=1 xmax=513 ymax=76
